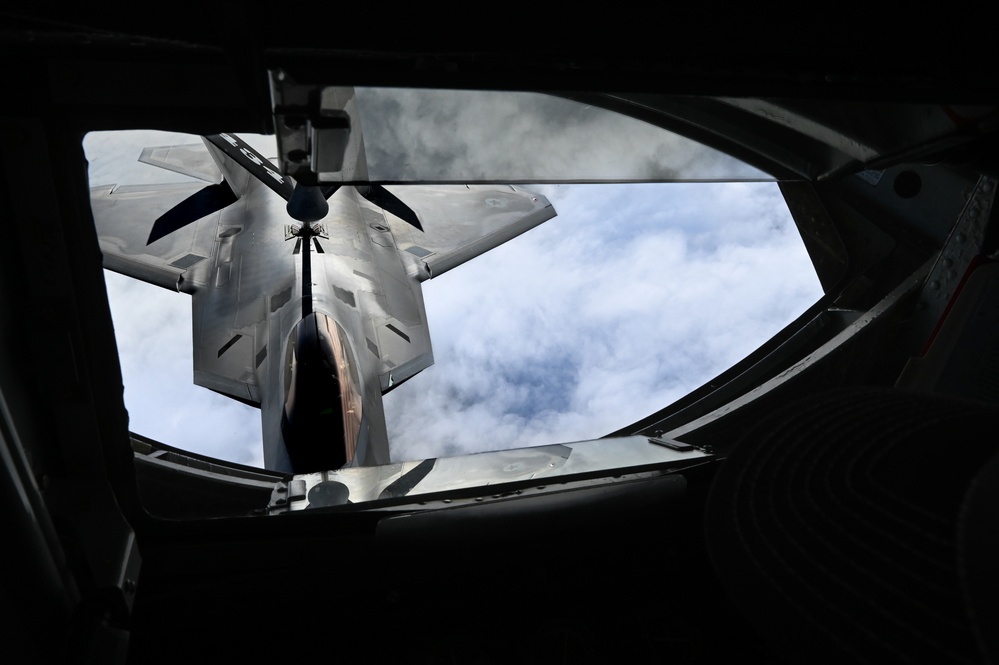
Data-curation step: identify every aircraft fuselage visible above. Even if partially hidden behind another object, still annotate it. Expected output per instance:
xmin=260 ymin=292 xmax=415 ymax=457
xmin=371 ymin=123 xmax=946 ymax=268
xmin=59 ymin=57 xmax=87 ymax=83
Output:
xmin=253 ymin=185 xmax=429 ymax=472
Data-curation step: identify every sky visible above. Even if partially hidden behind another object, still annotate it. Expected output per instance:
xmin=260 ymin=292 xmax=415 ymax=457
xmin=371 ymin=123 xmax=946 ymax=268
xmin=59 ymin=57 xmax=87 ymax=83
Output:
xmin=85 ymin=108 xmax=822 ymax=469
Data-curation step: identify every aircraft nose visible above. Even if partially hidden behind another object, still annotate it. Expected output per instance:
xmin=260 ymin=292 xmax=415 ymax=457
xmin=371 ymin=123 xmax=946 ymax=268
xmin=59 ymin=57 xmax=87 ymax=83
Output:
xmin=280 ymin=313 xmax=363 ymax=473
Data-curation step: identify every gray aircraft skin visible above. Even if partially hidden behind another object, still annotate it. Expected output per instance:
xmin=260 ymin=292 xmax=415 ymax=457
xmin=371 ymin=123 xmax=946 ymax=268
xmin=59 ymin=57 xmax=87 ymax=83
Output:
xmin=90 ymin=131 xmax=554 ymax=473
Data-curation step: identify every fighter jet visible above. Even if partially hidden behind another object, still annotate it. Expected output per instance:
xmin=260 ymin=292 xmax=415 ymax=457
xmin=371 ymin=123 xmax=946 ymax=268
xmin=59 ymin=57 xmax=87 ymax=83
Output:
xmin=90 ymin=128 xmax=555 ymax=473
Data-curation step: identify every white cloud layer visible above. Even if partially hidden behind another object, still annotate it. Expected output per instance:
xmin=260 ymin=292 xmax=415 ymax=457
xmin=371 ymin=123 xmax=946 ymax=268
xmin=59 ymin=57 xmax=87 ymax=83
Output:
xmin=384 ymin=182 xmax=821 ymax=460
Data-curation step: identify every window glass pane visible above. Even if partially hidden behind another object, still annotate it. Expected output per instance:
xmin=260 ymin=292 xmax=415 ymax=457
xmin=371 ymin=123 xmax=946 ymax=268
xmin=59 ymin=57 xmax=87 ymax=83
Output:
xmin=310 ymin=88 xmax=772 ymax=183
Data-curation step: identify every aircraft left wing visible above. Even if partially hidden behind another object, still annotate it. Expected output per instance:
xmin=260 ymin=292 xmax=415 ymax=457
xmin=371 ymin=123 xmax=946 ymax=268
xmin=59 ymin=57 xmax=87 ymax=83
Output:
xmin=90 ymin=182 xmax=223 ymax=293
xmin=90 ymin=136 xmax=295 ymax=407
xmin=377 ymin=185 xmax=556 ymax=280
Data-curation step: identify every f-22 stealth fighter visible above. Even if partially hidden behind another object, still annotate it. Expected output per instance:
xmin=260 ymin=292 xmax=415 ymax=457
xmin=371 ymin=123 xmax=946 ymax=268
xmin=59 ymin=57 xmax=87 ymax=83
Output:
xmin=90 ymin=129 xmax=555 ymax=473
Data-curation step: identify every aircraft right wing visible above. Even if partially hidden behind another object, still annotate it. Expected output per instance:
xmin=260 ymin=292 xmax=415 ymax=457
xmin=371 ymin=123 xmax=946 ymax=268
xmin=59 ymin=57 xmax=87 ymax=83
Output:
xmin=377 ymin=185 xmax=556 ymax=280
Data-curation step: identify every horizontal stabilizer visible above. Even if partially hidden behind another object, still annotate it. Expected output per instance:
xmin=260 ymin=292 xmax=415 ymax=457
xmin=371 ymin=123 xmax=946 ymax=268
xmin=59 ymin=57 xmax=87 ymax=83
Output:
xmin=138 ymin=143 xmax=222 ymax=184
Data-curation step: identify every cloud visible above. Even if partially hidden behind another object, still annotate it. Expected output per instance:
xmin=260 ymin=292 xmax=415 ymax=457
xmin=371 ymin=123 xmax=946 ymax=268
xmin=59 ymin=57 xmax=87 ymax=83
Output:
xmin=383 ymin=182 xmax=821 ymax=461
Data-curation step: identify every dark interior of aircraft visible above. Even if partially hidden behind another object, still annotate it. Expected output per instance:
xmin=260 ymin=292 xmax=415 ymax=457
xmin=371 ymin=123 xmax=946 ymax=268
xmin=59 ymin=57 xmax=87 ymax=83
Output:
xmin=3 ymin=11 xmax=998 ymax=664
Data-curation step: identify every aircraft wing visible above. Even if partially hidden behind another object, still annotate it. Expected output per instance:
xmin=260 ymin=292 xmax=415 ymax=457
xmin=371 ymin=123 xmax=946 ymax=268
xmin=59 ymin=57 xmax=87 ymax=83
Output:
xmin=377 ymin=185 xmax=556 ymax=280
xmin=90 ymin=137 xmax=297 ymax=407
xmin=90 ymin=182 xmax=222 ymax=293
